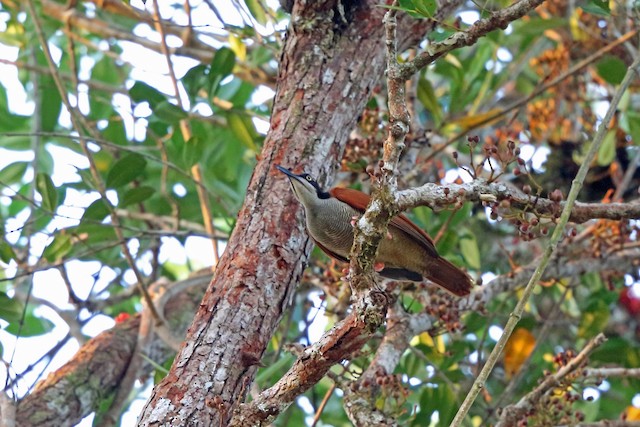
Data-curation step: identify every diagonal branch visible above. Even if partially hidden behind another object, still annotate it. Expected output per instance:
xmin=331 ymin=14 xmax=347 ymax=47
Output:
xmin=399 ymin=0 xmax=547 ymax=80
xmin=228 ymin=308 xmax=375 ymax=426
xmin=343 ymin=303 xmax=431 ymax=427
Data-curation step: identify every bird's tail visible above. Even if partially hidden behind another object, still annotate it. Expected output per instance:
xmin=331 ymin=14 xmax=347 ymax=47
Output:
xmin=427 ymin=257 xmax=474 ymax=296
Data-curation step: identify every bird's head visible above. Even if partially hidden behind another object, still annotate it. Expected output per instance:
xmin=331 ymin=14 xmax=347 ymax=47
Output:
xmin=276 ymin=165 xmax=330 ymax=207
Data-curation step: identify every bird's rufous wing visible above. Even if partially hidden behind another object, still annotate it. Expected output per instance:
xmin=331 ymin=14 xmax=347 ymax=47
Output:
xmin=330 ymin=187 xmax=438 ymax=258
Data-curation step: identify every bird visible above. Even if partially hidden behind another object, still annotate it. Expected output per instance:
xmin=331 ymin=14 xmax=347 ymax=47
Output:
xmin=276 ymin=165 xmax=473 ymax=296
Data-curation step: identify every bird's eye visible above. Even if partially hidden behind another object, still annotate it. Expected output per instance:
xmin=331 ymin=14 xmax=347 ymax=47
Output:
xmin=306 ymin=176 xmax=312 ymax=181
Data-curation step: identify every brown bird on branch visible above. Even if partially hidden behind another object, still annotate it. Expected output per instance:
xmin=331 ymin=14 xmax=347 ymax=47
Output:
xmin=276 ymin=165 xmax=473 ymax=296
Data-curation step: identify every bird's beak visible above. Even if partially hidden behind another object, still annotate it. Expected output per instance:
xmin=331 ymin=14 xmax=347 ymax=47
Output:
xmin=275 ymin=164 xmax=311 ymax=202
xmin=276 ymin=165 xmax=302 ymax=183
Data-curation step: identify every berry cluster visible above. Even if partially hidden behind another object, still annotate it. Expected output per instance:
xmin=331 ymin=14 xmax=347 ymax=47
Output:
xmin=453 ymin=137 xmax=526 ymax=183
xmin=513 ymin=349 xmax=589 ymax=426
xmin=485 ymin=188 xmax=566 ymax=243
xmin=422 ymin=287 xmax=483 ymax=334
xmin=353 ymin=367 xmax=410 ymax=416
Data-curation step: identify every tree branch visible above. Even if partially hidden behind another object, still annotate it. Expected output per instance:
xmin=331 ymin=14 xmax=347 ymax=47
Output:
xmin=228 ymin=307 xmax=375 ymax=426
xmin=40 ymin=0 xmax=276 ymax=88
xmin=396 ymin=180 xmax=640 ymax=223
xmin=399 ymin=0 xmax=547 ymax=80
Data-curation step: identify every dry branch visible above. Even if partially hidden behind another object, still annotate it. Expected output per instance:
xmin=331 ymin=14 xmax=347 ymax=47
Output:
xmin=396 ymin=180 xmax=640 ymax=223
xmin=343 ymin=304 xmax=430 ymax=427
xmin=39 ymin=0 xmax=275 ymax=88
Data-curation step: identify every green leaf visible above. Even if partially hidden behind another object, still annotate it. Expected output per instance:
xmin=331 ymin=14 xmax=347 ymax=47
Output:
xmin=0 ymin=292 xmax=23 ymax=324
xmin=627 ymin=112 xmax=640 ymax=146
xmin=89 ymin=55 xmax=120 ymax=120
xmin=38 ymin=76 xmax=62 ymax=132
xmin=0 ymin=161 xmax=28 ymax=184
xmin=82 ymin=199 xmax=111 ymax=222
xmin=597 ymin=130 xmax=616 ymax=166
xmin=119 ymin=186 xmax=154 ymax=208
xmin=182 ymin=64 xmax=208 ymax=102
xmin=4 ymin=305 xmax=55 ymax=337
xmin=578 ymin=299 xmax=610 ymax=338
xmin=102 ymin=115 xmax=128 ymax=146
xmin=396 ymin=0 xmax=426 ymax=18
xmin=245 ymin=0 xmax=267 ymax=25
xmin=516 ymin=17 xmax=565 ymax=35
xmin=581 ymin=0 xmax=610 ymax=16
xmin=227 ymin=113 xmax=257 ymax=151
xmin=42 ymin=233 xmax=72 ymax=263
xmin=37 ymin=145 xmax=54 ymax=175
xmin=459 ymin=232 xmax=481 ymax=269
xmin=106 ymin=153 xmax=147 ymax=188
xmin=414 ymin=0 xmax=436 ymax=17
xmin=209 ymin=47 xmax=236 ymax=95
xmin=466 ymin=41 xmax=493 ymax=85
xmin=36 ymin=173 xmax=58 ymax=212
xmin=596 ymin=56 xmax=627 ymax=85
xmin=154 ymin=101 xmax=188 ymax=124
xmin=0 ymin=240 xmax=17 ymax=264
xmin=415 ymin=384 xmax=456 ymax=426
xmin=129 ymin=81 xmax=166 ymax=108
xmin=183 ymin=136 xmax=205 ymax=168
xmin=591 ymin=337 xmax=640 ymax=366
xmin=92 ymin=54 xmax=121 ymax=86
xmin=448 ymin=202 xmax=473 ymax=229
xmin=417 ymin=76 xmax=442 ymax=126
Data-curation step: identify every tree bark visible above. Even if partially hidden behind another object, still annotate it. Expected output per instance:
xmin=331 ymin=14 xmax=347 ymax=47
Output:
xmin=137 ymin=1 xmax=443 ymax=425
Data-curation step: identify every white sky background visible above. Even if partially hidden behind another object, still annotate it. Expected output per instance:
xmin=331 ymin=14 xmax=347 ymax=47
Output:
xmin=1 ymin=1 xmax=639 ymax=425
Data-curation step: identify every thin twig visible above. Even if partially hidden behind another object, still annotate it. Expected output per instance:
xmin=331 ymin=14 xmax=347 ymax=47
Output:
xmin=487 ymin=281 xmax=573 ymax=421
xmin=310 ymin=383 xmax=336 ymax=427
xmin=399 ymin=0 xmax=547 ymax=80
xmin=0 ymin=391 xmax=16 ymax=427
xmin=583 ymin=367 xmax=640 ymax=378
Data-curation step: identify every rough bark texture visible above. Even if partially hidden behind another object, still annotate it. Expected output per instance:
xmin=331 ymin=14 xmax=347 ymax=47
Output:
xmin=136 ymin=1 xmax=441 ymax=425
xmin=14 ymin=275 xmax=210 ymax=427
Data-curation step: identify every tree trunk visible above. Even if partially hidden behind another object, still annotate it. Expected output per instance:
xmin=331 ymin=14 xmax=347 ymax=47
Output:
xmin=137 ymin=2 xmax=443 ymax=425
